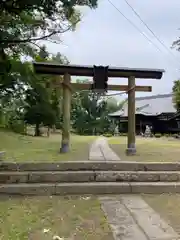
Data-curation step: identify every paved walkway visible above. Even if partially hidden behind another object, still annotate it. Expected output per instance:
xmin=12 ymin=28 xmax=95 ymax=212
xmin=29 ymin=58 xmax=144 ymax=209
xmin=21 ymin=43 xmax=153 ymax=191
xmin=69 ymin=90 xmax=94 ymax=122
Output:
xmin=89 ymin=137 xmax=179 ymax=240
xmin=89 ymin=137 xmax=120 ymax=161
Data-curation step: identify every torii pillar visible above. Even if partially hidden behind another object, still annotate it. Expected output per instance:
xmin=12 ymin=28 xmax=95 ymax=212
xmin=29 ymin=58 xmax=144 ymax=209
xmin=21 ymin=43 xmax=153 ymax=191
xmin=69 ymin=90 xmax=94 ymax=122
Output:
xmin=60 ymin=73 xmax=71 ymax=153
xmin=126 ymin=76 xmax=136 ymax=155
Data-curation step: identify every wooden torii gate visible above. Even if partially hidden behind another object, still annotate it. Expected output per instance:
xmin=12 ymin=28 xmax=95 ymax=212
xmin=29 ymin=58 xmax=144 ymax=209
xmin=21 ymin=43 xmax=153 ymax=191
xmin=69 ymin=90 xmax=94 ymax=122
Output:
xmin=33 ymin=62 xmax=164 ymax=155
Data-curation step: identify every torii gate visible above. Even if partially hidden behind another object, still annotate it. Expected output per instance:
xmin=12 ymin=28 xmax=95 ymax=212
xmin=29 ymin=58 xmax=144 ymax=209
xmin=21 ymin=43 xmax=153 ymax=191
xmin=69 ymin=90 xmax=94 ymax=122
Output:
xmin=33 ymin=62 xmax=164 ymax=155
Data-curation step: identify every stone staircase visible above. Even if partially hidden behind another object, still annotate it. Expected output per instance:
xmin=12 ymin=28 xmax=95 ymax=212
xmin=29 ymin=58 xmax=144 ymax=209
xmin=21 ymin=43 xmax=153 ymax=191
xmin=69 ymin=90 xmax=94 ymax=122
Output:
xmin=1 ymin=161 xmax=180 ymax=195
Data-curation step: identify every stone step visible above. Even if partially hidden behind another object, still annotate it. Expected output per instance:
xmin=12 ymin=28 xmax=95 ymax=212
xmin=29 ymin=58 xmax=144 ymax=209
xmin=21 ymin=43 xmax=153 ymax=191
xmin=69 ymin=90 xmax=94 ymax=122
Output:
xmin=1 ymin=161 xmax=180 ymax=171
xmin=1 ymin=182 xmax=180 ymax=195
xmin=1 ymin=171 xmax=180 ymax=183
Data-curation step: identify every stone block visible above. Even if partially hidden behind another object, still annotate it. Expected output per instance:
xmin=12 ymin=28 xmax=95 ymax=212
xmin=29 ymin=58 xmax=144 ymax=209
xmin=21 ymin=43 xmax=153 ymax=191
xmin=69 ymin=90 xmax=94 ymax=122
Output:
xmin=130 ymin=182 xmax=180 ymax=194
xmin=95 ymin=171 xmax=160 ymax=182
xmin=133 ymin=172 xmax=160 ymax=182
xmin=100 ymin=197 xmax=147 ymax=240
xmin=123 ymin=195 xmax=179 ymax=240
xmin=0 ymin=172 xmax=28 ymax=183
xmin=1 ymin=161 xmax=180 ymax=172
xmin=143 ymin=163 xmax=180 ymax=171
xmin=159 ymin=172 xmax=180 ymax=182
xmin=0 ymin=162 xmax=19 ymax=171
xmin=19 ymin=163 xmax=63 ymax=171
xmin=100 ymin=195 xmax=179 ymax=240
xmin=28 ymin=171 xmax=95 ymax=183
xmin=0 ymin=183 xmax=56 ymax=195
xmin=94 ymin=171 xmax=180 ymax=182
xmin=124 ymin=162 xmax=178 ymax=172
xmin=55 ymin=182 xmax=131 ymax=195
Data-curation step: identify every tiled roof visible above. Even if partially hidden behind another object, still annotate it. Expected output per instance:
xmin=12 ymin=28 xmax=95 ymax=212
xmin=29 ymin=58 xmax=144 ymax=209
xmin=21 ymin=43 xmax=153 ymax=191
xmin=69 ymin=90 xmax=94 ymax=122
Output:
xmin=109 ymin=93 xmax=176 ymax=117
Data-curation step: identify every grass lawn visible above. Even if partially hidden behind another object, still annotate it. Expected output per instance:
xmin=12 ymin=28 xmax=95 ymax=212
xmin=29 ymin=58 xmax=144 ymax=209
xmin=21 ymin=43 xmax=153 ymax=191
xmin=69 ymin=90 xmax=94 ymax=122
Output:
xmin=0 ymin=130 xmax=96 ymax=162
xmin=0 ymin=196 xmax=112 ymax=240
xmin=109 ymin=136 xmax=180 ymax=162
xmin=143 ymin=194 xmax=180 ymax=235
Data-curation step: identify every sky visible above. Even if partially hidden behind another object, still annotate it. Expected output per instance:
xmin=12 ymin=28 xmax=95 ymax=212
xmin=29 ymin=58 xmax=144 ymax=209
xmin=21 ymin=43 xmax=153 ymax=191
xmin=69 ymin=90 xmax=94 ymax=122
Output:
xmin=45 ymin=0 xmax=180 ymax=100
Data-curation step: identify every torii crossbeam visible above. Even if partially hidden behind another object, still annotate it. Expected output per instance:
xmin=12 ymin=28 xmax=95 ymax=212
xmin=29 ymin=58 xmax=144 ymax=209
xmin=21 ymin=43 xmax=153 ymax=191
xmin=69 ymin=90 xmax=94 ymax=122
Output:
xmin=33 ymin=62 xmax=164 ymax=156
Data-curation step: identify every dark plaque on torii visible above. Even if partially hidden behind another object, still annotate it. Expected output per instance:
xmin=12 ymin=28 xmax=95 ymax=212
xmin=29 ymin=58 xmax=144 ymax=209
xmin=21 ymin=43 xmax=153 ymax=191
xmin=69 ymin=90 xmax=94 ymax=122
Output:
xmin=92 ymin=65 xmax=109 ymax=92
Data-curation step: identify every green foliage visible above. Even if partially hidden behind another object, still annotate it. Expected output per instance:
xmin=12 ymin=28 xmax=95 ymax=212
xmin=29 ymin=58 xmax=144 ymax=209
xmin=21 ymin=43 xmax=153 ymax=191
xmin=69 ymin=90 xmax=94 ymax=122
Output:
xmin=0 ymin=0 xmax=98 ymax=104
xmin=172 ymin=80 xmax=180 ymax=110
xmin=24 ymin=76 xmax=56 ymax=135
xmin=0 ymin=0 xmax=98 ymax=50
xmin=21 ymin=47 xmax=65 ymax=136
xmin=0 ymin=0 xmax=109 ymax=137
xmin=71 ymin=89 xmax=118 ymax=135
xmin=70 ymin=79 xmax=124 ymax=135
xmin=103 ymin=133 xmax=113 ymax=137
xmin=106 ymin=98 xmax=125 ymax=113
xmin=24 ymin=103 xmax=56 ymax=126
xmin=120 ymin=133 xmax=127 ymax=136
xmin=8 ymin=118 xmax=26 ymax=134
xmin=155 ymin=133 xmax=162 ymax=138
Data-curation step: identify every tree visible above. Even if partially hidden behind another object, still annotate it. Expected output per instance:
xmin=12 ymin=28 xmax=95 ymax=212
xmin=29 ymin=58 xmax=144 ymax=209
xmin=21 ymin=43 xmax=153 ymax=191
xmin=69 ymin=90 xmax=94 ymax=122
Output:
xmin=172 ymin=38 xmax=180 ymax=52
xmin=23 ymin=46 xmax=70 ymax=136
xmin=172 ymin=80 xmax=180 ymax=110
xmin=0 ymin=0 xmax=98 ymax=52
xmin=106 ymin=97 xmax=124 ymax=113
xmin=24 ymin=78 xmax=57 ymax=136
xmin=71 ymin=79 xmax=123 ymax=135
xmin=0 ymin=0 xmax=99 ymax=103
xmin=0 ymin=0 xmax=100 ymax=136
xmin=24 ymin=102 xmax=56 ymax=136
xmin=23 ymin=46 xmax=56 ymax=136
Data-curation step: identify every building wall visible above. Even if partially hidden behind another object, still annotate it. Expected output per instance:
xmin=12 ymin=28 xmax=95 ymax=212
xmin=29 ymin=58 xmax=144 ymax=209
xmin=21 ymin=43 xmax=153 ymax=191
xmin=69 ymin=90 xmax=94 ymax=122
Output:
xmin=112 ymin=115 xmax=180 ymax=134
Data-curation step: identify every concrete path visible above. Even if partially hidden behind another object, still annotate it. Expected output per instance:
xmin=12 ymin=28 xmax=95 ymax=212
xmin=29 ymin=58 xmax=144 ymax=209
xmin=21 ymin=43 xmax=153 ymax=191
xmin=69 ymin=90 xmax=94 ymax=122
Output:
xmin=89 ymin=137 xmax=179 ymax=240
xmin=89 ymin=137 xmax=120 ymax=161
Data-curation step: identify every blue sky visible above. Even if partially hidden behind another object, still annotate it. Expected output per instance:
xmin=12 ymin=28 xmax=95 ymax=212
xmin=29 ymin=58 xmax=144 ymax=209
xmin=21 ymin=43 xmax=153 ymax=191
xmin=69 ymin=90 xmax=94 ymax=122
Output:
xmin=45 ymin=0 xmax=180 ymax=100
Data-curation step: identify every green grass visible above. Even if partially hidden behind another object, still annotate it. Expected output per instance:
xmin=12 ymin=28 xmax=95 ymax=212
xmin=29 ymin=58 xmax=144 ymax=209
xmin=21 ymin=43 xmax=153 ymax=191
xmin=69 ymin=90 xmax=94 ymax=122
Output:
xmin=109 ymin=136 xmax=180 ymax=162
xmin=143 ymin=194 xmax=180 ymax=235
xmin=0 ymin=196 xmax=112 ymax=240
xmin=0 ymin=131 xmax=96 ymax=162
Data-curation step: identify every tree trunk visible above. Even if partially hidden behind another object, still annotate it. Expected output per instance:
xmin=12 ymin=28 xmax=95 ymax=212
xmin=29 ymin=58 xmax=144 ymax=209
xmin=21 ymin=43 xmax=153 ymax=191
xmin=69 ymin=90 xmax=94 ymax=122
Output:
xmin=35 ymin=123 xmax=40 ymax=136
xmin=47 ymin=127 xmax=50 ymax=137
xmin=52 ymin=124 xmax=56 ymax=133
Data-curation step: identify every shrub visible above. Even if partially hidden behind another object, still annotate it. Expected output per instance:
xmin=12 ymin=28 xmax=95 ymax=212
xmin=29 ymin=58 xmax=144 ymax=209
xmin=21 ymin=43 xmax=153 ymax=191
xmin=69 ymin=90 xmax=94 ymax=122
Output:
xmin=120 ymin=133 xmax=127 ymax=136
xmin=121 ymin=133 xmax=127 ymax=137
xmin=173 ymin=134 xmax=179 ymax=139
xmin=103 ymin=133 xmax=113 ymax=138
xmin=154 ymin=133 xmax=161 ymax=138
xmin=8 ymin=119 xmax=26 ymax=134
xmin=164 ymin=134 xmax=169 ymax=137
